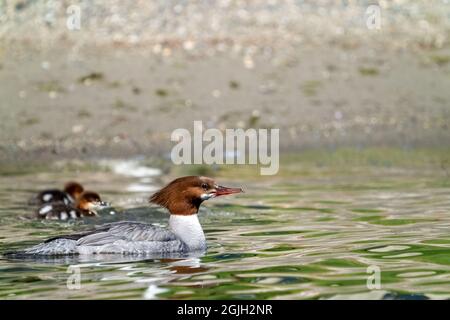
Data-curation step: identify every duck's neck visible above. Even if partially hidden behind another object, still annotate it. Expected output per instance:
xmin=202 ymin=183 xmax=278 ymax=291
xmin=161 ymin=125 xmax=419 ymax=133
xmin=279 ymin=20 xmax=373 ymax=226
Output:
xmin=169 ymin=214 xmax=206 ymax=251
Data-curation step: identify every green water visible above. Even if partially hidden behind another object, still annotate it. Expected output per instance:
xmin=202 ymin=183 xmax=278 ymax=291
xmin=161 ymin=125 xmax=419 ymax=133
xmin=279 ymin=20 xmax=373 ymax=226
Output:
xmin=0 ymin=164 xmax=449 ymax=299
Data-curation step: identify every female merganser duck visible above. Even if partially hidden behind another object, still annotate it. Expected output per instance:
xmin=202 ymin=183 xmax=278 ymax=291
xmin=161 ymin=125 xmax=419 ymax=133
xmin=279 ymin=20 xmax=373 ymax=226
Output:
xmin=14 ymin=176 xmax=242 ymax=255
xmin=36 ymin=191 xmax=109 ymax=220
xmin=29 ymin=181 xmax=84 ymax=206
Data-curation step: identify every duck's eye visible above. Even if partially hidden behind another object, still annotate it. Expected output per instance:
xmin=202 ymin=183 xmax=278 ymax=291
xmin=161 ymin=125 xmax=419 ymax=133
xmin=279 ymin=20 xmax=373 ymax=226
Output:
xmin=201 ymin=183 xmax=209 ymax=190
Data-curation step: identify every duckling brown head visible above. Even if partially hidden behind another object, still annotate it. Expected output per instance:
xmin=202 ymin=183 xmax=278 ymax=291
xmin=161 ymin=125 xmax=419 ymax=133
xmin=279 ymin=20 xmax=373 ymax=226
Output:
xmin=64 ymin=181 xmax=84 ymax=201
xmin=76 ymin=191 xmax=109 ymax=216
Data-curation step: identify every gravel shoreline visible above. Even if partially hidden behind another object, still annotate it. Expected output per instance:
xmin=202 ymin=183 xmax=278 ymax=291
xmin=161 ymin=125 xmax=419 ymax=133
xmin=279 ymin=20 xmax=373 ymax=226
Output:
xmin=1 ymin=1 xmax=449 ymax=164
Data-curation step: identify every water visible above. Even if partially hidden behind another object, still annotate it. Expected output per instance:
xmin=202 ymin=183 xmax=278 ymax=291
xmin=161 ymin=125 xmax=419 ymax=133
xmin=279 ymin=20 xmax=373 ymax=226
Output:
xmin=0 ymin=163 xmax=449 ymax=299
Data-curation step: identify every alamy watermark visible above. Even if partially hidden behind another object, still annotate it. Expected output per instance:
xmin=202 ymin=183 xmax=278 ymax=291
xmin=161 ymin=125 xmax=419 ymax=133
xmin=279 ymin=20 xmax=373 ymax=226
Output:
xmin=171 ymin=121 xmax=279 ymax=175
xmin=365 ymin=4 xmax=381 ymax=30
xmin=66 ymin=265 xmax=81 ymax=290
xmin=366 ymin=265 xmax=381 ymax=290
xmin=66 ymin=5 xmax=81 ymax=30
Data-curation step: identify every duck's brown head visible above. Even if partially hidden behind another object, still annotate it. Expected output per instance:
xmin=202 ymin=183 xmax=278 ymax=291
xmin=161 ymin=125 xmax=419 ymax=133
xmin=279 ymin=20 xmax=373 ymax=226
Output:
xmin=76 ymin=191 xmax=109 ymax=216
xmin=149 ymin=176 xmax=243 ymax=215
xmin=64 ymin=181 xmax=84 ymax=201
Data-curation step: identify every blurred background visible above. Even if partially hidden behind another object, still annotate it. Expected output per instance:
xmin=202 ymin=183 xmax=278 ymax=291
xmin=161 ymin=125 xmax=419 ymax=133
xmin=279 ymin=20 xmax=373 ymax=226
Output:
xmin=0 ymin=0 xmax=449 ymax=170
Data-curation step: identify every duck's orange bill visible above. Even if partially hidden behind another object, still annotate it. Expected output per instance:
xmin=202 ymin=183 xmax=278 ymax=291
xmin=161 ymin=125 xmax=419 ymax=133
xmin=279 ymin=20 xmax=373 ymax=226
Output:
xmin=215 ymin=185 xmax=244 ymax=197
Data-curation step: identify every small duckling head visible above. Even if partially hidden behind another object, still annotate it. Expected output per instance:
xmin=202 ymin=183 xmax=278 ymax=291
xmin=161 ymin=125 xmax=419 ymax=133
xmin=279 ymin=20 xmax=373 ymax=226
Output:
xmin=64 ymin=181 xmax=84 ymax=201
xmin=77 ymin=191 xmax=109 ymax=216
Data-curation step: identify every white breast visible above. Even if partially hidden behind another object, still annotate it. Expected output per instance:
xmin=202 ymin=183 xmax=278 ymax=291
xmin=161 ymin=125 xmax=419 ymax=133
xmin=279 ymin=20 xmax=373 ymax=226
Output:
xmin=169 ymin=214 xmax=206 ymax=251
